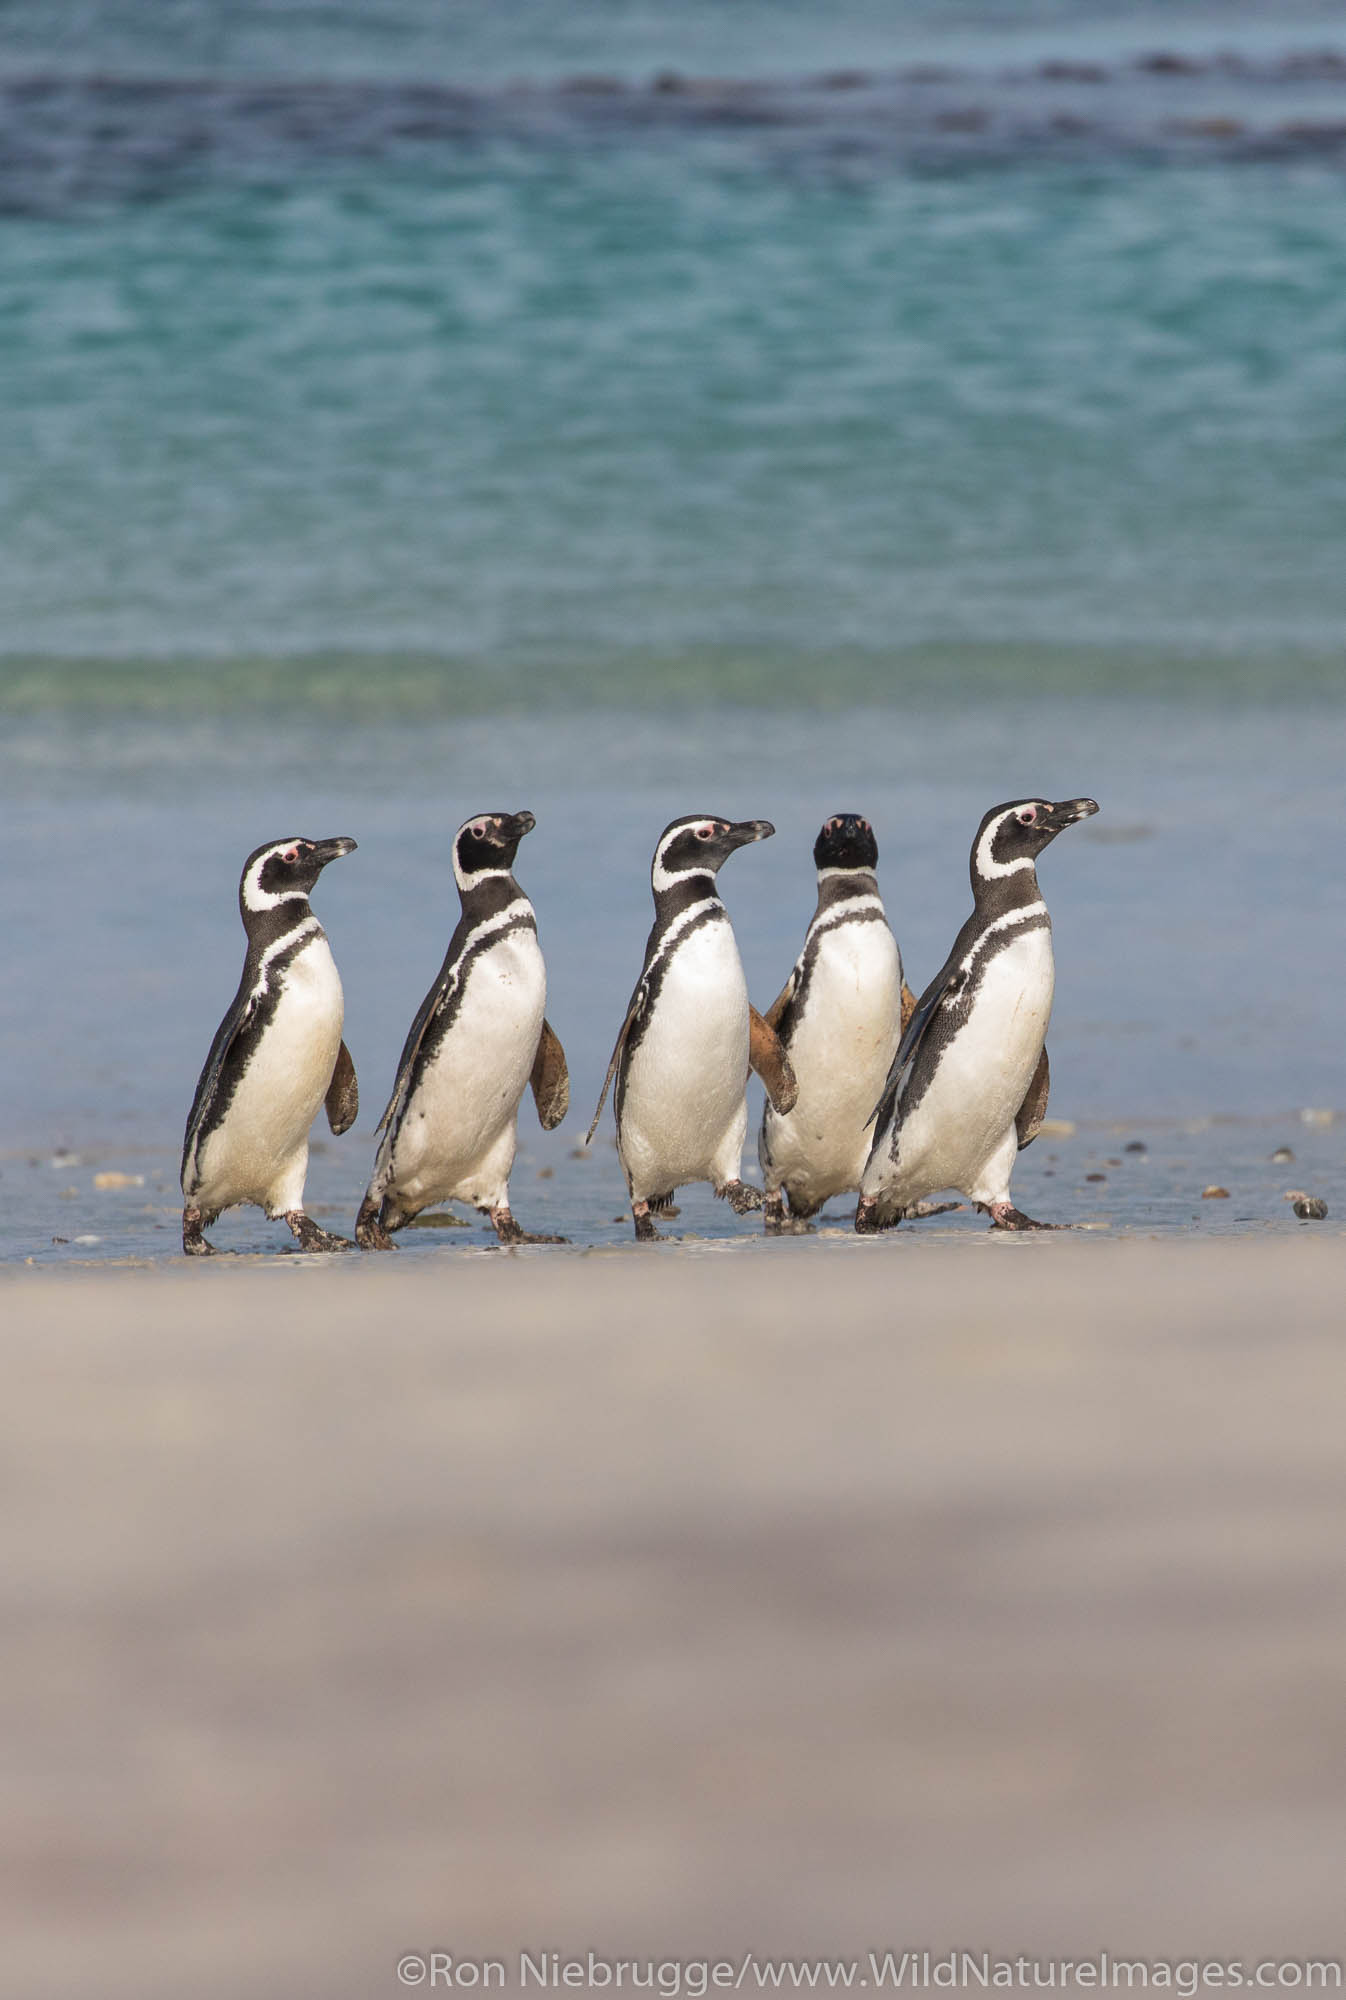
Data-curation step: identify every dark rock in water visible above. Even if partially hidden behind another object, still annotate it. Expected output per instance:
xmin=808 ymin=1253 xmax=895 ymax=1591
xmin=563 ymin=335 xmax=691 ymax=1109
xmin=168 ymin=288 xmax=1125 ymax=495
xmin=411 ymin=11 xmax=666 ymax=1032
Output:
xmin=1292 ymin=1196 xmax=1329 ymax=1220
xmin=1202 ymin=1185 xmax=1231 ymax=1199
xmin=1086 ymin=1173 xmax=1107 ymax=1183
xmin=1124 ymin=1141 xmax=1147 ymax=1154
xmin=1271 ymin=1146 xmax=1295 ymax=1163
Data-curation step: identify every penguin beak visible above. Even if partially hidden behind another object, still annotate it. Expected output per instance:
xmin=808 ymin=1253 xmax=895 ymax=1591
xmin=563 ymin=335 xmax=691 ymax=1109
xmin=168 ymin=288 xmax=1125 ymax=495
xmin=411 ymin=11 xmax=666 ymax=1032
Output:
xmin=505 ymin=811 xmax=537 ymax=840
xmin=1043 ymin=799 xmax=1099 ymax=833
xmin=725 ymin=820 xmax=775 ymax=849
xmin=310 ymin=836 xmax=358 ymax=866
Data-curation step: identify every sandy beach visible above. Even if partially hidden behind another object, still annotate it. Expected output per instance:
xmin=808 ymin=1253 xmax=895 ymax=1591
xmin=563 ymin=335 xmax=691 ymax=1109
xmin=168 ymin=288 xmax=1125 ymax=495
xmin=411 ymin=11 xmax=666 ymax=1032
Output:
xmin=6 ymin=1240 xmax=1345 ymax=1998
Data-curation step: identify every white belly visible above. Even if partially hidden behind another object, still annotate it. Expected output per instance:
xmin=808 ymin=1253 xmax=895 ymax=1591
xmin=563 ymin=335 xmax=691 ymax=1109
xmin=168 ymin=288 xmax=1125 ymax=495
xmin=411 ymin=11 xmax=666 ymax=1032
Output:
xmin=762 ymin=921 xmax=902 ymax=1206
xmin=193 ymin=935 xmax=344 ymax=1213
xmin=878 ymin=926 xmax=1054 ymax=1205
xmin=620 ymin=922 xmax=749 ymax=1198
xmin=387 ymin=930 xmax=546 ymax=1209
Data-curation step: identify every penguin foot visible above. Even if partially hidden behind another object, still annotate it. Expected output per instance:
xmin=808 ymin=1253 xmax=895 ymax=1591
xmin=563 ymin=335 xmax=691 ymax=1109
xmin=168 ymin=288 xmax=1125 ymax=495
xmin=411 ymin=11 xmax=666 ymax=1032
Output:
xmin=902 ymin=1200 xmax=963 ymax=1221
xmin=854 ymin=1195 xmax=894 ymax=1234
xmin=354 ymin=1197 xmax=397 ymax=1251
xmin=182 ymin=1207 xmax=216 ymax=1257
xmin=632 ymin=1202 xmax=662 ymax=1242
xmin=647 ymin=1191 xmax=681 ymax=1217
xmin=284 ymin=1210 xmax=357 ymax=1253
xmin=716 ymin=1179 xmax=764 ymax=1216
xmin=763 ymin=1192 xmax=813 ymax=1236
xmin=985 ymin=1202 xmax=1060 ymax=1232
xmin=489 ymin=1206 xmax=568 ymax=1246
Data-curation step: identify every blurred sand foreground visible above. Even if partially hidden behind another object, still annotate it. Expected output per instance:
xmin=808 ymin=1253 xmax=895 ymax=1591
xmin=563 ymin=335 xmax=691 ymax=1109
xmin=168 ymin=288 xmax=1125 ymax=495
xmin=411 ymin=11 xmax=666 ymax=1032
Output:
xmin=4 ymin=1241 xmax=1345 ymax=2000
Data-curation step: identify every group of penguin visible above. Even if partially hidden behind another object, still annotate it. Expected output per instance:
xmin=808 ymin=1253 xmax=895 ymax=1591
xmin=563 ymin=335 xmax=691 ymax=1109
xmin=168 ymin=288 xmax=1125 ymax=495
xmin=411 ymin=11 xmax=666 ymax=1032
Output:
xmin=180 ymin=795 xmax=1099 ymax=1256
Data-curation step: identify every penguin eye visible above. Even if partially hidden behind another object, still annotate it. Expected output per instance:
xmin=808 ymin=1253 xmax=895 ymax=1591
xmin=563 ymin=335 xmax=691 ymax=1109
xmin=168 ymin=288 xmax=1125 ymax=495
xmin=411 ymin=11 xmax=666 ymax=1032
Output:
xmin=696 ymin=826 xmax=713 ymax=840
xmin=281 ymin=846 xmax=299 ymax=862
xmin=1017 ymin=807 xmax=1038 ymax=826
xmin=471 ymin=822 xmax=487 ymax=839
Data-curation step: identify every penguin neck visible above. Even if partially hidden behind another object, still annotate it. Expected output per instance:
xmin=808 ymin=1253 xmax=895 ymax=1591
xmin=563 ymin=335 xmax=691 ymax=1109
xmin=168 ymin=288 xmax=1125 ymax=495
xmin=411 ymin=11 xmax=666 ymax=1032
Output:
xmin=242 ymin=892 xmax=315 ymax=957
xmin=971 ymin=858 xmax=1043 ymax=921
xmin=651 ymin=869 xmax=723 ymax=928
xmin=458 ymin=871 xmax=525 ymax=924
xmin=814 ymin=866 xmax=879 ymax=917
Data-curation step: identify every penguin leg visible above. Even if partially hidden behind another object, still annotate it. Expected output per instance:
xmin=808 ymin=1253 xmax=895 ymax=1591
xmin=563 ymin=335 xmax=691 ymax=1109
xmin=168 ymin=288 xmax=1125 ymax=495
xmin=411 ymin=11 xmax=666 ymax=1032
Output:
xmin=715 ymin=1179 xmax=764 ymax=1216
xmin=763 ymin=1188 xmax=814 ymax=1236
xmin=283 ymin=1210 xmax=357 ymax=1253
xmin=354 ymin=1194 xmax=397 ymax=1251
xmin=487 ymin=1205 xmax=567 ymax=1247
xmin=631 ymin=1199 xmax=662 ymax=1242
xmin=902 ymin=1199 xmax=963 ymax=1220
xmin=182 ymin=1205 xmax=216 ymax=1257
xmin=984 ymin=1202 xmax=1062 ymax=1232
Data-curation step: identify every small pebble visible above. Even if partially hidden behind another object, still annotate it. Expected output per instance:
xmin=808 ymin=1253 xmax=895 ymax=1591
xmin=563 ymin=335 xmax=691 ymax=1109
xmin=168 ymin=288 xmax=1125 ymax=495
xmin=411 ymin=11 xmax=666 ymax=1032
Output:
xmin=1086 ymin=1172 xmax=1107 ymax=1183
xmin=1202 ymin=1185 xmax=1230 ymax=1199
xmin=93 ymin=1170 xmax=144 ymax=1190
xmin=1271 ymin=1146 xmax=1295 ymax=1163
xmin=1292 ymin=1197 xmax=1328 ymax=1220
xmin=51 ymin=1235 xmax=69 ymax=1246
xmin=73 ymin=1234 xmax=102 ymax=1245
xmin=1105 ymin=1157 xmax=1122 ymax=1167
xmin=1124 ymin=1140 xmax=1147 ymax=1155
xmin=536 ymin=1167 xmax=554 ymax=1180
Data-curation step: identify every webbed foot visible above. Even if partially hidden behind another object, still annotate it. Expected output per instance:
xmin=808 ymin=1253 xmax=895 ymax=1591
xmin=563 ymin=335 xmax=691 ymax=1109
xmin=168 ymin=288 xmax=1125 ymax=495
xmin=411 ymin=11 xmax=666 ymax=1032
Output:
xmin=716 ymin=1179 xmax=763 ymax=1216
xmin=354 ymin=1196 xmax=397 ymax=1251
xmin=284 ymin=1210 xmax=357 ymax=1253
xmin=985 ymin=1202 xmax=1061 ymax=1232
xmin=182 ymin=1206 xmax=216 ymax=1257
xmin=489 ymin=1206 xmax=567 ymax=1246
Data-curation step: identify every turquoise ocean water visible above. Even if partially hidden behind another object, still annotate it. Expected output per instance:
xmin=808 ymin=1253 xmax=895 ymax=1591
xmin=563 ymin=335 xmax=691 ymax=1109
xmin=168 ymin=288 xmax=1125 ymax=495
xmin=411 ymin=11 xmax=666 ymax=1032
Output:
xmin=2 ymin=1 xmax=1343 ymax=1257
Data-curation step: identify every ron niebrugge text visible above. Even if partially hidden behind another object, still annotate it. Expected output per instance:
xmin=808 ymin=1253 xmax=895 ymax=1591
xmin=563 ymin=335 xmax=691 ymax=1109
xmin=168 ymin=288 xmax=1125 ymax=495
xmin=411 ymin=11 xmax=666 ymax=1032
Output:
xmin=394 ymin=1954 xmax=1343 ymax=1996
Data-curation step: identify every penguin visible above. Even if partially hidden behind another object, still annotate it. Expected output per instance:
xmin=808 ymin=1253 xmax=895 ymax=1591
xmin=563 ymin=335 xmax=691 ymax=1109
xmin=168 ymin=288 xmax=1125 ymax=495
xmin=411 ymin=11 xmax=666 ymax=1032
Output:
xmin=856 ymin=796 xmax=1099 ymax=1233
xmin=587 ymin=814 xmax=797 ymax=1242
xmin=181 ymin=835 xmax=360 ymax=1256
xmin=758 ymin=813 xmax=919 ymax=1233
xmin=354 ymin=810 xmax=569 ymax=1249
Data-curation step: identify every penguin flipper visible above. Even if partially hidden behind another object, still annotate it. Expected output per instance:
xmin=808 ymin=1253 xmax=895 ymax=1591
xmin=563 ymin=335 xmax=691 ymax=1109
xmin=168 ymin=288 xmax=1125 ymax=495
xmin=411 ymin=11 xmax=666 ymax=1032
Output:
xmin=761 ymin=965 xmax=799 ymax=1035
xmin=325 ymin=1040 xmax=359 ymax=1136
xmin=375 ymin=955 xmax=463 ymax=1136
xmin=586 ymin=982 xmax=647 ymax=1144
xmin=1015 ymin=1045 xmax=1050 ymax=1150
xmin=866 ymin=953 xmax=964 ymax=1134
xmin=530 ymin=1018 xmax=570 ymax=1131
xmin=748 ymin=1005 xmax=798 ymax=1115
xmin=181 ymin=978 xmax=257 ymax=1179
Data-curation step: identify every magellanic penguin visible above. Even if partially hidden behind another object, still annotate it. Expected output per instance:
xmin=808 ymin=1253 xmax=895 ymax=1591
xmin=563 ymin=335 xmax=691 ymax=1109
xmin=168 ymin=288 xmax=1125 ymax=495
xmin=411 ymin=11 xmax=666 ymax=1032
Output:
xmin=181 ymin=835 xmax=360 ymax=1256
xmin=587 ymin=815 xmax=798 ymax=1242
xmin=857 ymin=796 xmax=1099 ymax=1233
xmin=758 ymin=813 xmax=919 ymax=1233
xmin=354 ymin=810 xmax=569 ymax=1249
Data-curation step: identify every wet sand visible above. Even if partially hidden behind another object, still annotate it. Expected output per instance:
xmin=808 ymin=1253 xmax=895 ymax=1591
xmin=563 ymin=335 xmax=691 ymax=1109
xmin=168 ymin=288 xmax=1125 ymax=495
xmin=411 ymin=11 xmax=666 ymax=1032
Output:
xmin=6 ymin=1241 xmax=1346 ymax=1998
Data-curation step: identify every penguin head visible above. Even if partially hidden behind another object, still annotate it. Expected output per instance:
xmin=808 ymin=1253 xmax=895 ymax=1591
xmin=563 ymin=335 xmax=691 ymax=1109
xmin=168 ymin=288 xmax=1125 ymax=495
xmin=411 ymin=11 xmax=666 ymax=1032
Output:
xmin=240 ymin=835 xmax=357 ymax=915
xmin=971 ymin=798 xmax=1099 ymax=888
xmin=814 ymin=812 xmax=878 ymax=876
xmin=453 ymin=810 xmax=535 ymax=889
xmin=651 ymin=815 xmax=774 ymax=892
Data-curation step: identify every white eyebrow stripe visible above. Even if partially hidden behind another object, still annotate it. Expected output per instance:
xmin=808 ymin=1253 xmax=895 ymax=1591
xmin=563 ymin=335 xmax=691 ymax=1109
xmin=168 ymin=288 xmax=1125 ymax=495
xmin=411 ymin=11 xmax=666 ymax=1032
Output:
xmin=975 ymin=813 xmax=1040 ymax=880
